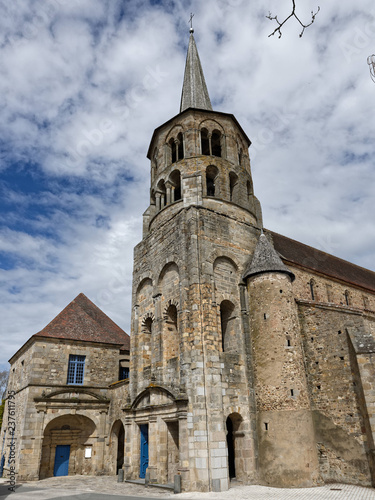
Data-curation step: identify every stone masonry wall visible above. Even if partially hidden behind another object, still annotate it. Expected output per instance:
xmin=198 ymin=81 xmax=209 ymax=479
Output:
xmin=28 ymin=339 xmax=121 ymax=387
xmin=298 ymin=303 xmax=373 ymax=485
xmin=290 ymin=266 xmax=375 ymax=312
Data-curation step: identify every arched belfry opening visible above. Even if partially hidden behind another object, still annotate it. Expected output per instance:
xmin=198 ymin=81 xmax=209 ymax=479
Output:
xmin=229 ymin=172 xmax=238 ymax=202
xmin=170 ymin=170 xmax=182 ymax=202
xmin=206 ymin=165 xmax=219 ymax=197
xmin=177 ymin=132 xmax=184 ymax=160
xmin=169 ymin=138 xmax=177 ymax=164
xmin=211 ymin=130 xmax=222 ymax=157
xmin=201 ymin=128 xmax=210 ymax=155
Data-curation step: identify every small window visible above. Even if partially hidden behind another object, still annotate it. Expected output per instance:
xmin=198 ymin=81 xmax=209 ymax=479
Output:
xmin=119 ymin=366 xmax=129 ymax=380
xmin=309 ymin=280 xmax=315 ymax=301
xmin=67 ymin=355 xmax=85 ymax=385
xmin=344 ymin=290 xmax=350 ymax=306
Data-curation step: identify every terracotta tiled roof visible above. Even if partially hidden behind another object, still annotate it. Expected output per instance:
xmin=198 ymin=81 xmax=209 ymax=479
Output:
xmin=268 ymin=230 xmax=375 ymax=293
xmin=33 ymin=293 xmax=130 ymax=350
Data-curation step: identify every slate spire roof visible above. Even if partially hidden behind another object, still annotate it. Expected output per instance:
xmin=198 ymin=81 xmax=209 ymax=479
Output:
xmin=243 ymin=233 xmax=295 ymax=281
xmin=33 ymin=293 xmax=130 ymax=350
xmin=180 ymin=31 xmax=213 ymax=113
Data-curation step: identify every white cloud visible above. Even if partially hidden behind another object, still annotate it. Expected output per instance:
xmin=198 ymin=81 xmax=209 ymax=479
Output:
xmin=0 ymin=0 xmax=374 ymax=368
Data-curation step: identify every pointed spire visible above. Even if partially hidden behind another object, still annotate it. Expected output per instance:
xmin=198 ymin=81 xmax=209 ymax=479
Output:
xmin=243 ymin=234 xmax=295 ymax=281
xmin=180 ymin=30 xmax=213 ymax=113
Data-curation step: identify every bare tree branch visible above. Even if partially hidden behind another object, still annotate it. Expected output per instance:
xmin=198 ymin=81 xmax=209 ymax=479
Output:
xmin=267 ymin=0 xmax=320 ymax=38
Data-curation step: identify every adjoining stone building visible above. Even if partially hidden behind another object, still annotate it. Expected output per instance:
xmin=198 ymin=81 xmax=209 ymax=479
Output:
xmin=0 ymin=293 xmax=130 ymax=480
xmin=1 ymin=30 xmax=375 ymax=492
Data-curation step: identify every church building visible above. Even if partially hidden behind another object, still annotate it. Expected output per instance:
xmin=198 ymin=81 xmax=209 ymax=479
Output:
xmin=1 ymin=29 xmax=375 ymax=493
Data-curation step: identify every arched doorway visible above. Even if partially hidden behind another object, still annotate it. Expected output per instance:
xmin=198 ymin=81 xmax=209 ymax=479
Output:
xmin=226 ymin=416 xmax=236 ymax=479
xmin=39 ymin=414 xmax=96 ymax=479
xmin=110 ymin=420 xmax=125 ymax=474
xmin=226 ymin=413 xmax=245 ymax=482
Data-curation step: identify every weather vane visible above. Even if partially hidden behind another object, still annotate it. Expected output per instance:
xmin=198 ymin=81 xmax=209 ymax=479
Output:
xmin=189 ymin=13 xmax=194 ymax=33
xmin=367 ymin=55 xmax=375 ymax=83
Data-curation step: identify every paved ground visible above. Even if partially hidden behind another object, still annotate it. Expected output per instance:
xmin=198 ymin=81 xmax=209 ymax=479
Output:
xmin=0 ymin=475 xmax=375 ymax=500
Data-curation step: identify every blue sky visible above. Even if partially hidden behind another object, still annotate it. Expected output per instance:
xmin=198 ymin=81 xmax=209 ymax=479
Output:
xmin=1 ymin=0 xmax=375 ymax=369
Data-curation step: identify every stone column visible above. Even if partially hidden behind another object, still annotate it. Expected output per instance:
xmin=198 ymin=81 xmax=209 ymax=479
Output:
xmin=123 ymin=417 xmax=133 ymax=480
xmin=32 ymin=408 xmax=47 ymax=480
xmin=97 ymin=410 xmax=108 ymax=474
xmin=222 ymin=135 xmax=227 ymax=159
xmin=166 ymin=182 xmax=172 ymax=205
xmin=178 ymin=412 xmax=190 ymax=491
xmin=148 ymin=416 xmax=158 ymax=483
xmin=155 ymin=193 xmax=161 ymax=212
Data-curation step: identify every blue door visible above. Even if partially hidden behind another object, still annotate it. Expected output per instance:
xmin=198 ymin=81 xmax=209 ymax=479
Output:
xmin=54 ymin=445 xmax=70 ymax=477
xmin=139 ymin=424 xmax=149 ymax=479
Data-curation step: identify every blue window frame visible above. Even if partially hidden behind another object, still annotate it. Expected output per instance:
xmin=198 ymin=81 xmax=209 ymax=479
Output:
xmin=67 ymin=355 xmax=85 ymax=385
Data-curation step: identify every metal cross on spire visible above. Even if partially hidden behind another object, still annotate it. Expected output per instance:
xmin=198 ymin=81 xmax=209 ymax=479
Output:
xmin=189 ymin=13 xmax=195 ymax=33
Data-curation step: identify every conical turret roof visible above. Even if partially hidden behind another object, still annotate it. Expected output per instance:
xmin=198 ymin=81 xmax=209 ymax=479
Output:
xmin=243 ymin=234 xmax=295 ymax=281
xmin=180 ymin=32 xmax=213 ymax=113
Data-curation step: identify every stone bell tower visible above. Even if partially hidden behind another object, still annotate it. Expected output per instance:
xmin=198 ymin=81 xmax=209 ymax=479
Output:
xmin=125 ymin=27 xmax=262 ymax=492
xmin=124 ymin=27 xmax=318 ymax=492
